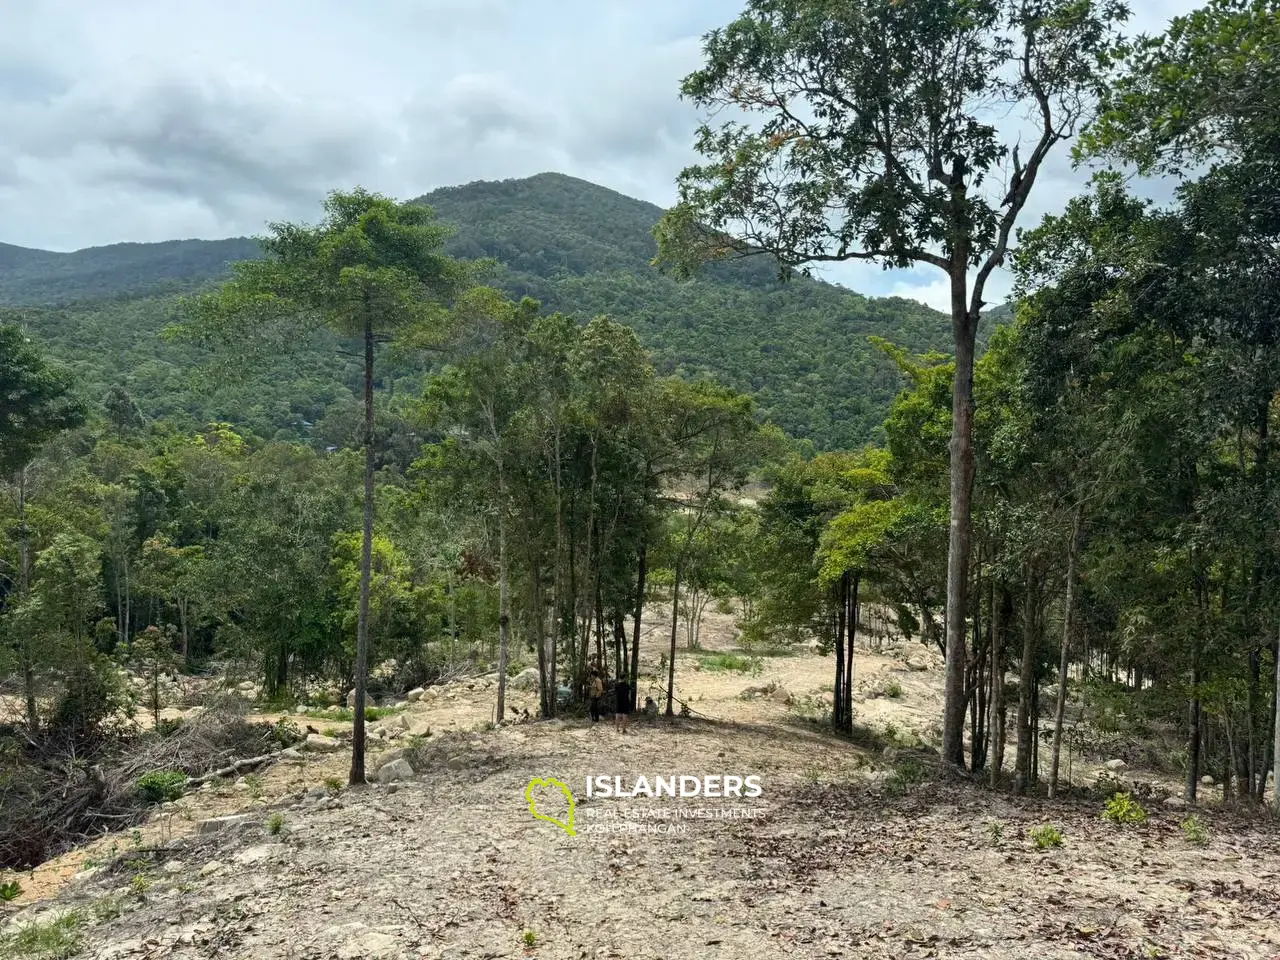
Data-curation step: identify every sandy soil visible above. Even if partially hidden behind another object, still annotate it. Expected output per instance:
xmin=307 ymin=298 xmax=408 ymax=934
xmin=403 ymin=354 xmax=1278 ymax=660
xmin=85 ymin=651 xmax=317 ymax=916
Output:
xmin=2 ymin=610 xmax=1277 ymax=959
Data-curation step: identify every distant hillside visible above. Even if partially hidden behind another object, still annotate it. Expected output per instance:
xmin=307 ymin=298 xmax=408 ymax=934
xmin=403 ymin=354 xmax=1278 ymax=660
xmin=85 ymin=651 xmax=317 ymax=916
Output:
xmin=0 ymin=238 xmax=262 ymax=305
xmin=0 ymin=173 xmax=969 ymax=449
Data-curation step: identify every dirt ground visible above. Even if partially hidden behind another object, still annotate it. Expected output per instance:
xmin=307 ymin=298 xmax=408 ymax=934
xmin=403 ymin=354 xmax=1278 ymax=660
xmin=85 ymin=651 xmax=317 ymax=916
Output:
xmin=3 ymin=609 xmax=1279 ymax=959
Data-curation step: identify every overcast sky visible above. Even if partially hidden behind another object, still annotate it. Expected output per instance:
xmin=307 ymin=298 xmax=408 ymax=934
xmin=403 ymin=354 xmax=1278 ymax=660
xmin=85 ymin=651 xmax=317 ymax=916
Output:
xmin=1 ymin=0 xmax=1200 ymax=311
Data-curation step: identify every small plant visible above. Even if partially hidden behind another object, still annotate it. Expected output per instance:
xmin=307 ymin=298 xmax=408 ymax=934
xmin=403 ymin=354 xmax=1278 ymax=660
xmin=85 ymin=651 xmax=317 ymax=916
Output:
xmin=323 ymin=777 xmax=344 ymax=794
xmin=1030 ymin=825 xmax=1063 ymax=849
xmin=270 ymin=716 xmax=303 ymax=747
xmin=130 ymin=873 xmax=152 ymax=900
xmin=137 ymin=769 xmax=188 ymax=803
xmin=243 ymin=773 xmax=265 ymax=800
xmin=1103 ymin=792 xmax=1148 ymax=826
xmin=987 ymin=821 xmax=1004 ymax=845
xmin=0 ymin=909 xmax=83 ymax=958
xmin=883 ymin=679 xmax=904 ymax=699
xmin=1181 ymin=815 xmax=1210 ymax=846
xmin=884 ymin=758 xmax=926 ymax=797
xmin=266 ymin=812 xmax=285 ymax=836
xmin=522 ymin=929 xmax=538 ymax=947
xmin=0 ymin=880 xmax=21 ymax=902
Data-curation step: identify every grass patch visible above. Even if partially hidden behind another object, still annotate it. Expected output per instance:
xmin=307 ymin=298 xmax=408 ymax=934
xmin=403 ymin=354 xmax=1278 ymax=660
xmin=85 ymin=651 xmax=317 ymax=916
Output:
xmin=0 ymin=909 xmax=84 ymax=959
xmin=304 ymin=705 xmax=402 ymax=723
xmin=696 ymin=653 xmax=762 ymax=675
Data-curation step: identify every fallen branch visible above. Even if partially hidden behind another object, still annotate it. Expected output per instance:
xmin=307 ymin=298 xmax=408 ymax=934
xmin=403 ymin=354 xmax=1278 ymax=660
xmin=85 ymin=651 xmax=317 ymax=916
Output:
xmin=187 ymin=748 xmax=291 ymax=787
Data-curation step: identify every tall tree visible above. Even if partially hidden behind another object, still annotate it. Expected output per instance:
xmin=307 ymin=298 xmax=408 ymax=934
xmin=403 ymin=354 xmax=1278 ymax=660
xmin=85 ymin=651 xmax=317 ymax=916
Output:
xmin=176 ymin=189 xmax=475 ymax=784
xmin=656 ymin=0 xmax=1128 ymax=767
xmin=0 ymin=324 xmax=87 ymax=730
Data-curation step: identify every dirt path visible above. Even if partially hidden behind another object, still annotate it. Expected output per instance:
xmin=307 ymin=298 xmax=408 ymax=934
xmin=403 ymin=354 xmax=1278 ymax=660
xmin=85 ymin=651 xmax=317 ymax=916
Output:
xmin=4 ymin=616 xmax=1278 ymax=958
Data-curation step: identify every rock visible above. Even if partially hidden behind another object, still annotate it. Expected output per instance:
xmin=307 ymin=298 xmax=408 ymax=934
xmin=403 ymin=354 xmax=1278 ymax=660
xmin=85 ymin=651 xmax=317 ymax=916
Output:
xmin=233 ymin=844 xmax=279 ymax=867
xmin=196 ymin=814 xmax=252 ymax=835
xmin=237 ymin=681 xmax=256 ymax=693
xmin=770 ymin=686 xmax=793 ymax=705
xmin=346 ymin=689 xmax=357 ymax=709
xmin=445 ymin=755 xmax=468 ymax=771
xmin=376 ymin=758 xmax=414 ymax=784
xmin=1103 ymin=759 xmax=1127 ymax=772
xmin=337 ymin=930 xmax=399 ymax=959
xmin=1164 ymin=796 xmax=1188 ymax=809
xmin=162 ymin=860 xmax=185 ymax=875
xmin=371 ymin=748 xmax=409 ymax=774
xmin=72 ymin=867 xmax=99 ymax=883
xmin=1201 ymin=775 xmax=1216 ymax=786
xmin=542 ymin=719 xmax=566 ymax=731
xmin=199 ymin=860 xmax=224 ymax=878
xmin=510 ymin=667 xmax=540 ymax=691
xmin=905 ymin=660 xmax=929 ymax=672
xmin=424 ymin=687 xmax=440 ymax=700
xmin=406 ymin=687 xmax=425 ymax=702
xmin=389 ymin=713 xmax=409 ymax=730
xmin=304 ymin=733 xmax=343 ymax=753
xmin=278 ymin=748 xmax=306 ymax=764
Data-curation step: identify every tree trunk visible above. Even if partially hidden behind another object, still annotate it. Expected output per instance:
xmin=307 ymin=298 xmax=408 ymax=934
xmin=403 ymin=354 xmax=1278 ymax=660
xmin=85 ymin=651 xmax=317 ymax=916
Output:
xmin=1186 ymin=649 xmax=1201 ymax=803
xmin=989 ymin=583 xmax=1006 ymax=788
xmin=16 ymin=467 xmax=37 ymax=732
xmin=1049 ymin=505 xmax=1084 ymax=799
xmin=630 ymin=538 xmax=646 ymax=695
xmin=1015 ymin=571 xmax=1038 ymax=795
xmin=1272 ymin=622 xmax=1280 ymax=812
xmin=665 ymin=557 xmax=682 ymax=717
xmin=942 ymin=297 xmax=979 ymax=768
xmin=834 ymin=578 xmax=847 ymax=733
xmin=846 ymin=573 xmax=859 ymax=729
xmin=496 ymin=495 xmax=509 ymax=724
xmin=349 ymin=312 xmax=375 ymax=786
xmin=178 ymin=597 xmax=190 ymax=663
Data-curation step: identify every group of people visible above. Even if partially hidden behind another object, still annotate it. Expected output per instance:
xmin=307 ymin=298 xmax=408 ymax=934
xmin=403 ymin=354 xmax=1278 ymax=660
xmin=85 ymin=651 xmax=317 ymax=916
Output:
xmin=587 ymin=665 xmax=657 ymax=732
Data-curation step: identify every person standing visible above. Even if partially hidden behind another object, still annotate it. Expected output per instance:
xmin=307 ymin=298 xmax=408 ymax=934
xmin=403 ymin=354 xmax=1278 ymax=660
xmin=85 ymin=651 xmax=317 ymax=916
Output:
xmin=614 ymin=676 xmax=632 ymax=734
xmin=588 ymin=668 xmax=604 ymax=723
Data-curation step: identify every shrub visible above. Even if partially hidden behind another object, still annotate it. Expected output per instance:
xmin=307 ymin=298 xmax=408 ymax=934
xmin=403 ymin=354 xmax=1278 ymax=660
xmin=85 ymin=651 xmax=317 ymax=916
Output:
xmin=1181 ymin=815 xmax=1210 ymax=845
xmin=136 ymin=770 xmax=188 ymax=804
xmin=522 ymin=929 xmax=538 ymax=947
xmin=987 ymin=821 xmax=1004 ymax=845
xmin=266 ymin=813 xmax=285 ymax=836
xmin=1103 ymin=792 xmax=1148 ymax=826
xmin=883 ymin=680 xmax=904 ymax=699
xmin=1030 ymin=825 xmax=1063 ymax=849
xmin=0 ymin=880 xmax=21 ymax=902
xmin=696 ymin=653 xmax=763 ymax=675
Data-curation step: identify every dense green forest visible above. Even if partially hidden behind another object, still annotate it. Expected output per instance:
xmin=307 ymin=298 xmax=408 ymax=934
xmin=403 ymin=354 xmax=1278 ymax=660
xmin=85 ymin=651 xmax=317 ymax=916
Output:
xmin=1 ymin=0 xmax=1278 ymax=881
xmin=0 ymin=174 xmax=959 ymax=451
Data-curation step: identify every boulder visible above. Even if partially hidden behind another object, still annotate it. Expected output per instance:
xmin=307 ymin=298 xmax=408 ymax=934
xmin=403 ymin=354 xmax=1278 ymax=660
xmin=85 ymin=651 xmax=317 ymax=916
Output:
xmin=304 ymin=733 xmax=343 ymax=753
xmin=233 ymin=844 xmax=279 ymax=867
xmin=510 ymin=668 xmax=540 ymax=691
xmin=406 ymin=687 xmax=426 ymax=703
xmin=199 ymin=861 xmax=224 ymax=878
xmin=1201 ymin=775 xmax=1216 ymax=786
xmin=1163 ymin=795 xmax=1188 ymax=809
xmin=237 ymin=681 xmax=256 ymax=694
xmin=1103 ymin=759 xmax=1127 ymax=773
xmin=371 ymin=748 xmax=409 ymax=774
xmin=376 ymin=759 xmax=415 ymax=784
xmin=196 ymin=814 xmax=252 ymax=836
xmin=770 ymin=686 xmax=793 ymax=705
xmin=346 ymin=689 xmax=357 ymax=709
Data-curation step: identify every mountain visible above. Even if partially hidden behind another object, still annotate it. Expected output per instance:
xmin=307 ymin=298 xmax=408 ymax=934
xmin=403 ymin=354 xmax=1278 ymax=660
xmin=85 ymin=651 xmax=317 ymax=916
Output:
xmin=0 ymin=173 xmax=961 ymax=449
xmin=0 ymin=238 xmax=262 ymax=305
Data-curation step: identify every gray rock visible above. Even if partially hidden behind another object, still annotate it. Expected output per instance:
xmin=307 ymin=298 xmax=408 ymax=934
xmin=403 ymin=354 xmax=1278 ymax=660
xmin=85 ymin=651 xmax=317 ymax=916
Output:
xmin=1164 ymin=795 xmax=1188 ymax=809
xmin=233 ymin=844 xmax=280 ymax=867
xmin=1201 ymin=775 xmax=1216 ymax=786
xmin=1103 ymin=759 xmax=1127 ymax=772
xmin=199 ymin=860 xmax=224 ymax=878
xmin=196 ymin=814 xmax=252 ymax=835
xmin=371 ymin=748 xmax=408 ymax=775
xmin=278 ymin=748 xmax=306 ymax=764
xmin=406 ymin=687 xmax=425 ymax=702
xmin=510 ymin=667 xmax=540 ymax=691
xmin=376 ymin=758 xmax=414 ymax=784
xmin=162 ymin=860 xmax=185 ymax=875
xmin=445 ymin=755 xmax=468 ymax=771
xmin=346 ymin=689 xmax=357 ymax=709
xmin=770 ymin=686 xmax=793 ymax=705
xmin=304 ymin=733 xmax=343 ymax=753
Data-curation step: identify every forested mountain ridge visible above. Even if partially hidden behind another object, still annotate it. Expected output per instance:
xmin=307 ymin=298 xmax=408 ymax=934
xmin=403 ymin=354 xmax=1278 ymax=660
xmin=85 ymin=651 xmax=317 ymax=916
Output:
xmin=0 ymin=173 xmax=959 ymax=449
xmin=0 ymin=238 xmax=262 ymax=305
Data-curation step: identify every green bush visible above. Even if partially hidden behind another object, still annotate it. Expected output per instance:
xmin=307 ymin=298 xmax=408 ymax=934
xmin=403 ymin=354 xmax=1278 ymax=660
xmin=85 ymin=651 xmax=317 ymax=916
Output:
xmin=1181 ymin=815 xmax=1210 ymax=845
xmin=696 ymin=653 xmax=763 ymax=675
xmin=883 ymin=680 xmax=904 ymax=699
xmin=0 ymin=880 xmax=21 ymax=902
xmin=266 ymin=813 xmax=285 ymax=836
xmin=1103 ymin=792 xmax=1148 ymax=826
xmin=1030 ymin=825 xmax=1063 ymax=849
xmin=136 ymin=770 xmax=188 ymax=804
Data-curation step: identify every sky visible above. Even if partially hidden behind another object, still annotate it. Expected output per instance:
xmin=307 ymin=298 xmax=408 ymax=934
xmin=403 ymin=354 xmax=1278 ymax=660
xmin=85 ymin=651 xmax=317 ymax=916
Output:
xmin=0 ymin=0 xmax=1201 ymax=312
